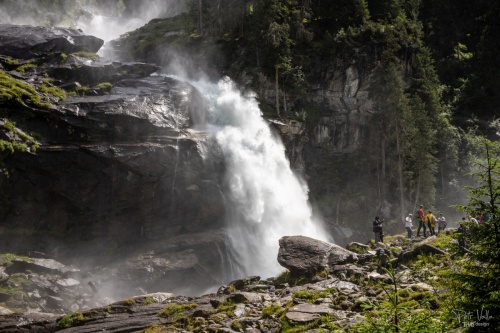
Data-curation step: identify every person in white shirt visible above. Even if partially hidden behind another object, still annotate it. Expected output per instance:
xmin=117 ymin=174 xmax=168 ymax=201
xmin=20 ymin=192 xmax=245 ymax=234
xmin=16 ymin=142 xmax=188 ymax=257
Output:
xmin=437 ymin=213 xmax=447 ymax=234
xmin=405 ymin=213 xmax=413 ymax=239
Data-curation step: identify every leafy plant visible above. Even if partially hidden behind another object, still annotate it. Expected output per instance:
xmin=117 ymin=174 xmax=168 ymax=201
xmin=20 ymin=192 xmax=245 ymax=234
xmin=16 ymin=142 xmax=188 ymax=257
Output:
xmin=446 ymin=140 xmax=500 ymax=332
xmin=352 ymin=264 xmax=448 ymax=332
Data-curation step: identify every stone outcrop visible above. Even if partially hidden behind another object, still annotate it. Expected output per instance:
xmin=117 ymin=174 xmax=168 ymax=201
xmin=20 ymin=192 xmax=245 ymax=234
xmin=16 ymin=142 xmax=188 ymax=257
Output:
xmin=0 ymin=24 xmax=103 ymax=59
xmin=0 ymin=233 xmax=450 ymax=333
xmin=277 ymin=236 xmax=358 ymax=275
xmin=398 ymin=242 xmax=448 ymax=263
xmin=0 ymin=24 xmax=228 ymax=299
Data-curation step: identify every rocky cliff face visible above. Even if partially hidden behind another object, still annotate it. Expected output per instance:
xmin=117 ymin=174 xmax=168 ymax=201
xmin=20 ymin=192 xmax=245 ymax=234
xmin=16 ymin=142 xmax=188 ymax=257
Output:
xmin=266 ymin=48 xmax=378 ymax=242
xmin=0 ymin=22 xmax=376 ymax=310
xmin=0 ymin=24 xmax=229 ymax=299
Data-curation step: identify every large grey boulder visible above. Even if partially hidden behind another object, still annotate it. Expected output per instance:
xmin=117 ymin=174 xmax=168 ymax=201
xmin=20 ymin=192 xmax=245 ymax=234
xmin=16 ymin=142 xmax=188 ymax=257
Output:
xmin=277 ymin=236 xmax=358 ymax=275
xmin=0 ymin=24 xmax=103 ymax=59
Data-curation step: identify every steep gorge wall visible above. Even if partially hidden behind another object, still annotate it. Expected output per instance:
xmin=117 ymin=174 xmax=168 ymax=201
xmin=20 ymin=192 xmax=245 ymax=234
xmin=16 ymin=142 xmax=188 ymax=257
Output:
xmin=263 ymin=50 xmax=379 ymax=245
xmin=0 ymin=25 xmax=231 ymax=296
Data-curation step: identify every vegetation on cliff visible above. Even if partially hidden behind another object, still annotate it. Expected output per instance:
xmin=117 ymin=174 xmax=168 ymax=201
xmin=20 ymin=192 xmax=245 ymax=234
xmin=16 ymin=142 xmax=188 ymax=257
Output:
xmin=111 ymin=1 xmax=498 ymax=231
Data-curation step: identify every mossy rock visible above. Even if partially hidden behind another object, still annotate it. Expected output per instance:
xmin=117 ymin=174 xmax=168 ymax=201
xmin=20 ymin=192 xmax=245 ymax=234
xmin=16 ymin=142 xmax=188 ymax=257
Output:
xmin=346 ymin=242 xmax=369 ymax=254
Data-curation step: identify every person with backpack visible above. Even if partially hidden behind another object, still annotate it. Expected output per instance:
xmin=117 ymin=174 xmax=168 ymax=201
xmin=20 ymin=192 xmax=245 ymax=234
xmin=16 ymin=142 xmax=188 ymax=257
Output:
xmin=416 ymin=205 xmax=427 ymax=238
xmin=372 ymin=216 xmax=383 ymax=243
xmin=378 ymin=249 xmax=389 ymax=273
xmin=426 ymin=211 xmax=436 ymax=236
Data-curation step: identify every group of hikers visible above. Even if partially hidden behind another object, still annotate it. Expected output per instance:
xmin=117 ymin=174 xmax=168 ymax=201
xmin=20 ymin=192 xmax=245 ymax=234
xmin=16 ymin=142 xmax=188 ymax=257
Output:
xmin=372 ymin=204 xmax=492 ymax=243
xmin=372 ymin=205 xmax=449 ymax=243
xmin=407 ymin=205 xmax=448 ymax=239
xmin=373 ymin=205 xmax=493 ymax=272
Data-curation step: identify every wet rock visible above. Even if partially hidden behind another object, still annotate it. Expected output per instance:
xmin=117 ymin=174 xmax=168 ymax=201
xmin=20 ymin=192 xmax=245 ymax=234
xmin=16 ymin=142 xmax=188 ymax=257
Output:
xmin=0 ymin=24 xmax=103 ymax=59
xmin=46 ymin=60 xmax=160 ymax=86
xmin=55 ymin=278 xmax=80 ymax=287
xmin=0 ymin=312 xmax=59 ymax=332
xmin=5 ymin=258 xmax=79 ymax=276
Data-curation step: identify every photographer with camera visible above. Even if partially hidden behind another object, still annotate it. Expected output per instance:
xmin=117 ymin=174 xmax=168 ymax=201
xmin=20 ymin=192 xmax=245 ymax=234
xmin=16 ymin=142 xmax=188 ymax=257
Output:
xmin=372 ymin=216 xmax=384 ymax=243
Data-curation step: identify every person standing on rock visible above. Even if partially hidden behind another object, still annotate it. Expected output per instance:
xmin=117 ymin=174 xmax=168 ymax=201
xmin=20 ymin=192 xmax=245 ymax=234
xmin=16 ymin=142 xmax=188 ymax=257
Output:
xmin=426 ymin=211 xmax=436 ymax=236
xmin=405 ymin=213 xmax=413 ymax=239
xmin=373 ymin=216 xmax=383 ymax=243
xmin=416 ymin=205 xmax=427 ymax=238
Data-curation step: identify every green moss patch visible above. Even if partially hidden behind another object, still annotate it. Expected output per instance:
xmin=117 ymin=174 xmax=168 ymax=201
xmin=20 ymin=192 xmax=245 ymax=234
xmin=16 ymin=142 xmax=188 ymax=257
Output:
xmin=0 ymin=70 xmax=49 ymax=109
xmin=70 ymin=52 xmax=100 ymax=61
xmin=158 ymin=303 xmax=197 ymax=319
xmin=56 ymin=312 xmax=86 ymax=329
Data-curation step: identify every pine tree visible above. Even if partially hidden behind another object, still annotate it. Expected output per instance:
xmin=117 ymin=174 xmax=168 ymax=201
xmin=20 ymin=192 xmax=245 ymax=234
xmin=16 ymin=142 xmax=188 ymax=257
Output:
xmin=448 ymin=140 xmax=500 ymax=332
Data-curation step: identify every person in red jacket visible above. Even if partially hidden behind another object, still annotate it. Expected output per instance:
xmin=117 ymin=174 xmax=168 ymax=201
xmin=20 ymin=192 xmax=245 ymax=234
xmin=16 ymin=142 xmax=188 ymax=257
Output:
xmin=416 ymin=205 xmax=427 ymax=237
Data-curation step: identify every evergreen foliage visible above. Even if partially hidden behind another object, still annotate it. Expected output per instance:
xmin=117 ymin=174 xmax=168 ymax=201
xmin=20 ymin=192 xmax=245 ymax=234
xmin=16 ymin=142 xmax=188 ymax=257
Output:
xmin=353 ymin=265 xmax=448 ymax=332
xmin=446 ymin=140 xmax=500 ymax=332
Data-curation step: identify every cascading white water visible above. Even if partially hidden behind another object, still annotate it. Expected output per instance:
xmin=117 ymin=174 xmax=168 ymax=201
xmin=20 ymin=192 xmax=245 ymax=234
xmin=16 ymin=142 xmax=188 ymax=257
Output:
xmin=191 ymin=77 xmax=331 ymax=279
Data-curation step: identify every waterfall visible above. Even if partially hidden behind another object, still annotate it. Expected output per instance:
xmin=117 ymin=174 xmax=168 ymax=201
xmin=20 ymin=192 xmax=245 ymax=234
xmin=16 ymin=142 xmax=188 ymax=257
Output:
xmin=190 ymin=77 xmax=330 ymax=279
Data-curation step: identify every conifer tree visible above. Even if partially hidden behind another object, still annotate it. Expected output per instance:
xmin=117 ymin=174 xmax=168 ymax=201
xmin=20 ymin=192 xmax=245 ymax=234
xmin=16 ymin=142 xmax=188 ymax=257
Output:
xmin=448 ymin=140 xmax=500 ymax=332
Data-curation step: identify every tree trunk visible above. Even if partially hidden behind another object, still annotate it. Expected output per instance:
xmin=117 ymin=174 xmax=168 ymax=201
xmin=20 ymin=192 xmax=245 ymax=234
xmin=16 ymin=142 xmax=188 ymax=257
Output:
xmin=198 ymin=0 xmax=203 ymax=34
xmin=283 ymin=84 xmax=287 ymax=114
xmin=275 ymin=64 xmax=280 ymax=117
xmin=380 ymin=128 xmax=386 ymax=208
xmin=396 ymin=128 xmax=405 ymax=220
xmin=336 ymin=196 xmax=340 ymax=226
xmin=413 ymin=173 xmax=421 ymax=213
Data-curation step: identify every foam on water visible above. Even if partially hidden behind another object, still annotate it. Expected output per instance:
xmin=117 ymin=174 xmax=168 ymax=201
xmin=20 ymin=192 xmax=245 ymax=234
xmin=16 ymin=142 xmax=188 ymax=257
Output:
xmin=191 ymin=77 xmax=330 ymax=278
